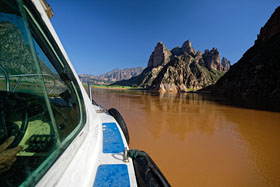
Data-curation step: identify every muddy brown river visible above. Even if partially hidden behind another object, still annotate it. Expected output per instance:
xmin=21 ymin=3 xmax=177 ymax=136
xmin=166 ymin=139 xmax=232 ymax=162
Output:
xmin=92 ymin=88 xmax=280 ymax=187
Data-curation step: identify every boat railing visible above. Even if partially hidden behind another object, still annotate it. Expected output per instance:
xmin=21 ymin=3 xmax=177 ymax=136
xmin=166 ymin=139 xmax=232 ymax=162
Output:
xmin=78 ymin=75 xmax=93 ymax=103
xmin=0 ymin=72 xmax=56 ymax=94
xmin=0 ymin=64 xmax=10 ymax=92
xmin=79 ymin=75 xmax=105 ymax=109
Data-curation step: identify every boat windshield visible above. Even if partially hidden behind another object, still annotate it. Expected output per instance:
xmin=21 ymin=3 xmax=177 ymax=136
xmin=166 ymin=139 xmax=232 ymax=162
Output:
xmin=0 ymin=0 xmax=85 ymax=186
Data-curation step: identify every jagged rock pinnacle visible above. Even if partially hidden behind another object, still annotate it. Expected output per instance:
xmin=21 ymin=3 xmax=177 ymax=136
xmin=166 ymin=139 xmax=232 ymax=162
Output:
xmin=181 ymin=40 xmax=196 ymax=55
xmin=221 ymin=57 xmax=231 ymax=71
xmin=147 ymin=41 xmax=171 ymax=68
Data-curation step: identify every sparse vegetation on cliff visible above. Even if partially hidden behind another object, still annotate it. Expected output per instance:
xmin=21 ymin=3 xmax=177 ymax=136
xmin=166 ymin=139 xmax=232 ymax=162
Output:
xmin=113 ymin=40 xmax=230 ymax=92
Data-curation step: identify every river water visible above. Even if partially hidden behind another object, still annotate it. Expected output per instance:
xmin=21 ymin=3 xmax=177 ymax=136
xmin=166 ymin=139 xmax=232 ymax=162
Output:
xmin=92 ymin=88 xmax=280 ymax=187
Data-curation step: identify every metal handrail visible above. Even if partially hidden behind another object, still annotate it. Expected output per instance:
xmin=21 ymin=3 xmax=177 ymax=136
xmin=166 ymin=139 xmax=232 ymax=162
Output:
xmin=0 ymin=73 xmax=56 ymax=94
xmin=78 ymin=75 xmax=93 ymax=102
xmin=0 ymin=64 xmax=10 ymax=91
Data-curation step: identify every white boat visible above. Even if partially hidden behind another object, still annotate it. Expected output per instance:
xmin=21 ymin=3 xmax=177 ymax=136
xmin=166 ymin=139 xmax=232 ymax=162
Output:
xmin=0 ymin=0 xmax=170 ymax=186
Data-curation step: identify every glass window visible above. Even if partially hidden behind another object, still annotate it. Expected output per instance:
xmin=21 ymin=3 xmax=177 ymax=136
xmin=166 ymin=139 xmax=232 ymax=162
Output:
xmin=0 ymin=0 xmax=85 ymax=186
xmin=32 ymin=38 xmax=81 ymax=142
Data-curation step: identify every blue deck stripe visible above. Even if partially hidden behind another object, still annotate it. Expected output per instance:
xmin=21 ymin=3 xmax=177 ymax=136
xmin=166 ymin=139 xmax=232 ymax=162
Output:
xmin=102 ymin=123 xmax=124 ymax=153
xmin=93 ymin=164 xmax=130 ymax=187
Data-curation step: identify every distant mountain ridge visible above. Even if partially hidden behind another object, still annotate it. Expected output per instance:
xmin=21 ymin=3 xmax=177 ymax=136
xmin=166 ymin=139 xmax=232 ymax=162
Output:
xmin=114 ymin=40 xmax=230 ymax=92
xmin=80 ymin=67 xmax=144 ymax=85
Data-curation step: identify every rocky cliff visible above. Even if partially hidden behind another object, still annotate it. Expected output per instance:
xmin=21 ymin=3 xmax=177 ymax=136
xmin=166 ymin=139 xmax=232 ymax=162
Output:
xmin=150 ymin=54 xmax=225 ymax=92
xmin=182 ymin=40 xmax=196 ymax=56
xmin=221 ymin=57 xmax=231 ymax=72
xmin=114 ymin=40 xmax=230 ymax=92
xmin=170 ymin=40 xmax=196 ymax=57
xmin=147 ymin=42 xmax=171 ymax=68
xmin=203 ymin=48 xmax=223 ymax=71
xmin=212 ymin=6 xmax=280 ymax=98
xmin=257 ymin=7 xmax=280 ymax=42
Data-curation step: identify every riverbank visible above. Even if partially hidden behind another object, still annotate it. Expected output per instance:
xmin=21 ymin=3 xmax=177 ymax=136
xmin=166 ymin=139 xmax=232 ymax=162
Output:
xmin=83 ymin=84 xmax=144 ymax=90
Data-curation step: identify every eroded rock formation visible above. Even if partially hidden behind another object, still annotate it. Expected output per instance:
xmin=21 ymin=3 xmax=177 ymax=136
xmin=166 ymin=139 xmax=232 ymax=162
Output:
xmin=147 ymin=42 xmax=171 ymax=68
xmin=221 ymin=57 xmax=231 ymax=72
xmin=114 ymin=40 xmax=230 ymax=92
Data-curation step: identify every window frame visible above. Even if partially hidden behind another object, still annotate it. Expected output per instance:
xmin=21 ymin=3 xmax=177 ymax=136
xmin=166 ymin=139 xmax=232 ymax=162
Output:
xmin=0 ymin=0 xmax=89 ymax=185
xmin=17 ymin=0 xmax=88 ymax=186
xmin=23 ymin=0 xmax=87 ymax=148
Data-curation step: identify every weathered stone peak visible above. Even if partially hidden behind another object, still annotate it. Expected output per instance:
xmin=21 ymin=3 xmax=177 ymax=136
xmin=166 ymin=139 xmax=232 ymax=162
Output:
xmin=211 ymin=48 xmax=219 ymax=53
xmin=203 ymin=47 xmax=223 ymax=71
xmin=147 ymin=41 xmax=171 ymax=68
xmin=196 ymin=50 xmax=202 ymax=55
xmin=221 ymin=57 xmax=231 ymax=71
xmin=182 ymin=40 xmax=192 ymax=48
xmin=114 ymin=40 xmax=230 ymax=92
xmin=181 ymin=40 xmax=196 ymax=55
xmin=221 ymin=57 xmax=230 ymax=65
xmin=155 ymin=41 xmax=167 ymax=49
xmin=157 ymin=41 xmax=164 ymax=46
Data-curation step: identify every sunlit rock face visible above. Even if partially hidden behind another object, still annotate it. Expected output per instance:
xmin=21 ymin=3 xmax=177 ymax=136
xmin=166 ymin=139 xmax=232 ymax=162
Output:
xmin=114 ymin=40 xmax=230 ymax=92
xmin=203 ymin=48 xmax=223 ymax=71
xmin=181 ymin=40 xmax=196 ymax=56
xmin=147 ymin=41 xmax=171 ymax=68
xmin=221 ymin=57 xmax=231 ymax=72
xmin=148 ymin=40 xmax=230 ymax=92
xmin=151 ymin=54 xmax=226 ymax=92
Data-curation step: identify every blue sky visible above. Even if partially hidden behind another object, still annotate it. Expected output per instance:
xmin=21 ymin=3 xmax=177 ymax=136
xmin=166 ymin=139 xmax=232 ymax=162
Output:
xmin=48 ymin=0 xmax=279 ymax=75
